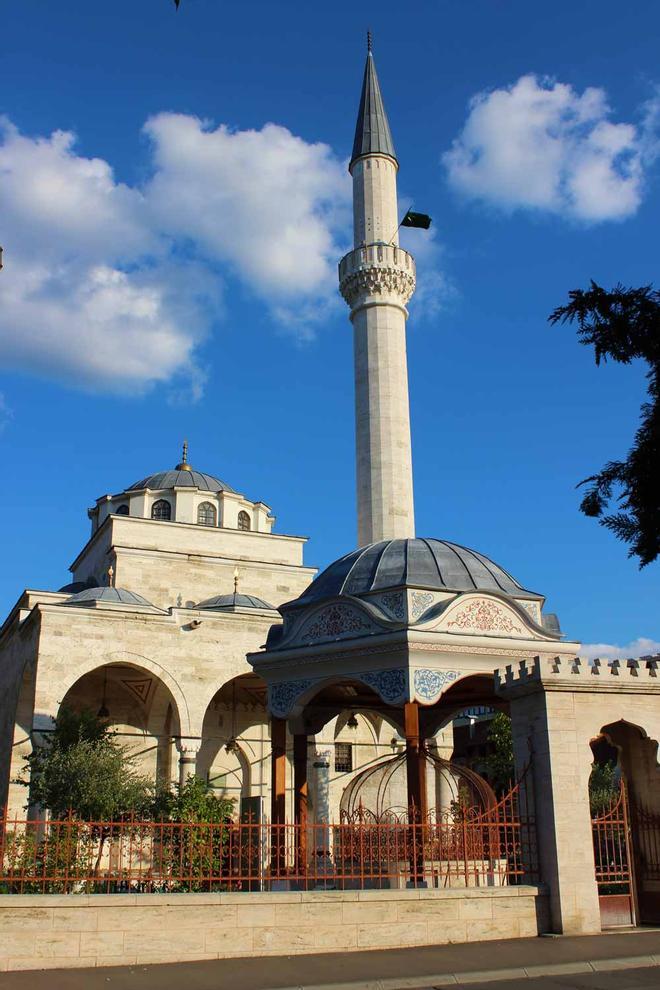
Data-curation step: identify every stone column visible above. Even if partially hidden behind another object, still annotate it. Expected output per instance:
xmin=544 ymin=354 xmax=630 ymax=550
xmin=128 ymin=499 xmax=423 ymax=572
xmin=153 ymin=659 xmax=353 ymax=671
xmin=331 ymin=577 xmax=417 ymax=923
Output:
xmin=506 ymin=685 xmax=601 ymax=934
xmin=434 ymin=726 xmax=458 ymax=816
xmin=176 ymin=739 xmax=201 ymax=788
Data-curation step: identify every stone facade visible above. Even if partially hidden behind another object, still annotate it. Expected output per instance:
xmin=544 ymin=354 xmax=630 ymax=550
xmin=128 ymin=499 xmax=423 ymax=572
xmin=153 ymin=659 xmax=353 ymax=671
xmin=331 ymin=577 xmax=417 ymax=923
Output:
xmin=0 ymin=461 xmax=317 ymax=816
xmin=496 ymin=656 xmax=660 ymax=935
xmin=0 ymin=887 xmax=549 ymax=971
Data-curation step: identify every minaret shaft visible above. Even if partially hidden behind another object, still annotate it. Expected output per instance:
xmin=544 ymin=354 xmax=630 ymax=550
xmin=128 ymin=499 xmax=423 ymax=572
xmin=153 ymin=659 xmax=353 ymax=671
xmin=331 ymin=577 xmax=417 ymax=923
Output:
xmin=352 ymin=155 xmax=400 ymax=247
xmin=353 ymin=304 xmax=415 ymax=545
xmin=339 ymin=49 xmax=416 ymax=547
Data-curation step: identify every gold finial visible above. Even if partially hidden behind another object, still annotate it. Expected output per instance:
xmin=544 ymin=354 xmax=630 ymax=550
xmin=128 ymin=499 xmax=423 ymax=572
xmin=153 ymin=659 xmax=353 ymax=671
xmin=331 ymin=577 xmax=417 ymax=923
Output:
xmin=176 ymin=439 xmax=192 ymax=472
xmin=233 ymin=567 xmax=240 ymax=596
xmin=107 ymin=564 xmax=115 ymax=587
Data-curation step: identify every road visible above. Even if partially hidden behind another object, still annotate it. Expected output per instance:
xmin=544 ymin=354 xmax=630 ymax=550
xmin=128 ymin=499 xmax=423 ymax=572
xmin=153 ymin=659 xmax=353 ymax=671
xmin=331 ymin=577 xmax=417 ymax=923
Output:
xmin=436 ymin=968 xmax=660 ymax=990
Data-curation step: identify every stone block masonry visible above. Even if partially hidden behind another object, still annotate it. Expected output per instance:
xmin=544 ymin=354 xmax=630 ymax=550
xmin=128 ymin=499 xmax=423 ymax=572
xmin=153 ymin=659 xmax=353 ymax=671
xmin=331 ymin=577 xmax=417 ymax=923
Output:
xmin=0 ymin=887 xmax=548 ymax=971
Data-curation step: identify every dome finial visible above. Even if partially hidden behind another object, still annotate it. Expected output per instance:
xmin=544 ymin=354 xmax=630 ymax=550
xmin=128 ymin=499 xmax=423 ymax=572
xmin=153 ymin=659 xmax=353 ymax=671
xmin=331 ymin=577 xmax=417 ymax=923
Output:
xmin=176 ymin=438 xmax=192 ymax=472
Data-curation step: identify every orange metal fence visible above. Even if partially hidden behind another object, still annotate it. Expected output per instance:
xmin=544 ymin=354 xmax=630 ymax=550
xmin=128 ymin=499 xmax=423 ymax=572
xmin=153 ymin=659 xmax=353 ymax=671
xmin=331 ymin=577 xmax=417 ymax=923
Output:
xmin=591 ymin=782 xmax=635 ymax=927
xmin=0 ymin=789 xmax=537 ymax=894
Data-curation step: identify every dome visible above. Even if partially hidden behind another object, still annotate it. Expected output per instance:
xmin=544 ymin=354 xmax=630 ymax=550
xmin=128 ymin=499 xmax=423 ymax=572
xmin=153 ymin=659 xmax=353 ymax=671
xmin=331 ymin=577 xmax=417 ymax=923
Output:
xmin=295 ymin=538 xmax=542 ymax=606
xmin=127 ymin=469 xmax=235 ymax=494
xmin=62 ymin=587 xmax=155 ymax=607
xmin=58 ymin=578 xmax=98 ymax=594
xmin=196 ymin=593 xmax=275 ymax=611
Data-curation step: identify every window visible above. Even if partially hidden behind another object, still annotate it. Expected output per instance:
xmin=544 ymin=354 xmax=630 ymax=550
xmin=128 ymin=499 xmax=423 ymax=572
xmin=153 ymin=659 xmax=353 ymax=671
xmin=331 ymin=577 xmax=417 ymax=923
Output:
xmin=197 ymin=501 xmax=217 ymax=527
xmin=151 ymin=499 xmax=171 ymax=521
xmin=237 ymin=510 xmax=251 ymax=531
xmin=115 ymin=504 xmax=129 ymax=516
xmin=335 ymin=743 xmax=353 ymax=773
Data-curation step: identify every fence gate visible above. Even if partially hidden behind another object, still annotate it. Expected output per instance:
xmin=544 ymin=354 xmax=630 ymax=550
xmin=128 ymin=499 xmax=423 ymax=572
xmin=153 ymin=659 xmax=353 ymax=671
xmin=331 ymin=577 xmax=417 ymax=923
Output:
xmin=592 ymin=782 xmax=635 ymax=928
xmin=633 ymin=804 xmax=660 ymax=924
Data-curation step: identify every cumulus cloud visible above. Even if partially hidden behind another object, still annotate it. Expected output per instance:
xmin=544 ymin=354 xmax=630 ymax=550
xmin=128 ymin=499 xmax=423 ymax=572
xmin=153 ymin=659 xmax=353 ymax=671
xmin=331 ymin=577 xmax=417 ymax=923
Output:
xmin=145 ymin=114 xmax=349 ymax=303
xmin=443 ymin=75 xmax=658 ymax=221
xmin=581 ymin=637 xmax=660 ymax=661
xmin=0 ymin=114 xmax=350 ymax=395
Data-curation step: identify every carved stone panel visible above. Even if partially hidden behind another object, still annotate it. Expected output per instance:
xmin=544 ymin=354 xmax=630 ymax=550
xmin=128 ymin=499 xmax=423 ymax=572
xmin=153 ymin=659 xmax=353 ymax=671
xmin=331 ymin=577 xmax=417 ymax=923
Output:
xmin=412 ymin=668 xmax=459 ymax=704
xmin=299 ymin=604 xmax=377 ymax=645
xmin=358 ymin=668 xmax=407 ymax=704
xmin=268 ymin=679 xmax=315 ymax=718
xmin=440 ymin=597 xmax=528 ymax=637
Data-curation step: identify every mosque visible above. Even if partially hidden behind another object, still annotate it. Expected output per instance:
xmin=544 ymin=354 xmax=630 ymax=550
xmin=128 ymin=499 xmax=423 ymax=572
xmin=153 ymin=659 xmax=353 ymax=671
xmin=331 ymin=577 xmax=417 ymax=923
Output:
xmin=0 ymin=40 xmax=570 ymax=826
xmin=2 ymin=42 xmax=660 ymax=952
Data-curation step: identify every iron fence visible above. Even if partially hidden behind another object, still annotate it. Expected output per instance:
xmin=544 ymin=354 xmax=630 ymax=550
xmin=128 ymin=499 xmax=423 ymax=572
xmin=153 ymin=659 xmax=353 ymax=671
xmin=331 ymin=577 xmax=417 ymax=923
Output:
xmin=0 ymin=787 xmax=537 ymax=894
xmin=591 ymin=781 xmax=635 ymax=927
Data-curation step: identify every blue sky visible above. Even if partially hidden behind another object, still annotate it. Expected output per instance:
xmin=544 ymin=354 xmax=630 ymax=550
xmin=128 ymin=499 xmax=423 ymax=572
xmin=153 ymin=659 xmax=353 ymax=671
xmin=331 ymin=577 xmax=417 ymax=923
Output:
xmin=1 ymin=0 xmax=659 ymax=656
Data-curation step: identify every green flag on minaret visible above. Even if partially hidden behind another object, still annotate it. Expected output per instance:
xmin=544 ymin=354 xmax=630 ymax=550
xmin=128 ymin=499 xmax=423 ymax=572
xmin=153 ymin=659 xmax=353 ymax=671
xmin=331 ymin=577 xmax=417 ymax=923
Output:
xmin=401 ymin=210 xmax=432 ymax=230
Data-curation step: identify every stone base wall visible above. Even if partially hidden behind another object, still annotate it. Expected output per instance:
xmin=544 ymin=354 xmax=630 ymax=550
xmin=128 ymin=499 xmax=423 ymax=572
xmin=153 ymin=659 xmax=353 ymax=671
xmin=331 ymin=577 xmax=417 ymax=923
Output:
xmin=0 ymin=887 xmax=548 ymax=972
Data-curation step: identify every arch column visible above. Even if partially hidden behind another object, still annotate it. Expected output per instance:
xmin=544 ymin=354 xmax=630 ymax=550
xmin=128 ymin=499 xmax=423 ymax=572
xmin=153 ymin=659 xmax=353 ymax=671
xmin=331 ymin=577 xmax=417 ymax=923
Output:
xmin=176 ymin=738 xmax=201 ymax=787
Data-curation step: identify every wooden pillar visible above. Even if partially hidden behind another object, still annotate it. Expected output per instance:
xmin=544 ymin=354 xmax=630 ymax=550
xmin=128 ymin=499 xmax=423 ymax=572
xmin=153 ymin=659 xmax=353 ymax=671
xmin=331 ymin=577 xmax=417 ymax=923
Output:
xmin=293 ymin=734 xmax=308 ymax=881
xmin=405 ymin=701 xmax=427 ymax=886
xmin=270 ymin=717 xmax=287 ymax=879
xmin=405 ymin=702 xmax=427 ymax=821
xmin=293 ymin=734 xmax=308 ymax=826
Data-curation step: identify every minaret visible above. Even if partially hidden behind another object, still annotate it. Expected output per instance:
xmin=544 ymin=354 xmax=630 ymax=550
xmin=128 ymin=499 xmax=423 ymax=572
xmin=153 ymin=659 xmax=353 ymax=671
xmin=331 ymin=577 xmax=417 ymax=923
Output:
xmin=339 ymin=38 xmax=416 ymax=548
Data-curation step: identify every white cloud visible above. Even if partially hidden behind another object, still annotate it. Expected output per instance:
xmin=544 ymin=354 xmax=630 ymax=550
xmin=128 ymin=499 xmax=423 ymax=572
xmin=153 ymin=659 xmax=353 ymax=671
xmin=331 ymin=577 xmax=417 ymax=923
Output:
xmin=581 ymin=637 xmax=660 ymax=661
xmin=144 ymin=114 xmax=350 ymax=304
xmin=0 ymin=114 xmax=350 ymax=395
xmin=443 ymin=75 xmax=657 ymax=222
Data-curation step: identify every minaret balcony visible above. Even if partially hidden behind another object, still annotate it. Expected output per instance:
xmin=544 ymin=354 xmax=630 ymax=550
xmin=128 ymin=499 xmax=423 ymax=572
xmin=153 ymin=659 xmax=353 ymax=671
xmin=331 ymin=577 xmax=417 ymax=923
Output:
xmin=339 ymin=242 xmax=416 ymax=311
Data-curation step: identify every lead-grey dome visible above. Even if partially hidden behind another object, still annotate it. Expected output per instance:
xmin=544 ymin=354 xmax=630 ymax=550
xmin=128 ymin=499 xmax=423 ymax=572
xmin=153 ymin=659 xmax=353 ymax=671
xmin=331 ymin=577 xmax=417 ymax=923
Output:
xmin=62 ymin=587 xmax=155 ymax=607
xmin=295 ymin=538 xmax=542 ymax=606
xmin=196 ymin=593 xmax=275 ymax=611
xmin=127 ymin=469 xmax=235 ymax=494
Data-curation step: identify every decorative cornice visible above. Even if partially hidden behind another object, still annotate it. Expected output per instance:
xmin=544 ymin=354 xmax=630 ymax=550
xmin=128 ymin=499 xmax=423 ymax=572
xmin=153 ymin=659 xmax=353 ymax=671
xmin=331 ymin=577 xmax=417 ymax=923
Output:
xmin=340 ymin=265 xmax=416 ymax=309
xmin=496 ymin=654 xmax=660 ymax=698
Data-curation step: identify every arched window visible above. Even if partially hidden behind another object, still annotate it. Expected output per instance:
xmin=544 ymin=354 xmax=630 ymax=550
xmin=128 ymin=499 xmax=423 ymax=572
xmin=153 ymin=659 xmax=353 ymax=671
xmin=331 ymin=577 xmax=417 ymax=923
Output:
xmin=237 ymin=510 xmax=251 ymax=531
xmin=151 ymin=499 xmax=171 ymax=521
xmin=197 ymin=501 xmax=217 ymax=527
xmin=115 ymin=504 xmax=129 ymax=516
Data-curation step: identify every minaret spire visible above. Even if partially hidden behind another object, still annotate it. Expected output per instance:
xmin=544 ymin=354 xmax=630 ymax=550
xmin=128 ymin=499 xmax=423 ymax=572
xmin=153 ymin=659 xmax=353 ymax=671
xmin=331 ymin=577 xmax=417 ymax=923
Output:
xmin=339 ymin=44 xmax=416 ymax=547
xmin=350 ymin=42 xmax=397 ymax=171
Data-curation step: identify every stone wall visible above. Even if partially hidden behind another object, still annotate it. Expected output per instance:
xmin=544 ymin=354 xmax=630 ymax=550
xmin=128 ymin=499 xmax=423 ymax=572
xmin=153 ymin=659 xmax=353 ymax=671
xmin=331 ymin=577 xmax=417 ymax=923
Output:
xmin=0 ymin=887 xmax=548 ymax=971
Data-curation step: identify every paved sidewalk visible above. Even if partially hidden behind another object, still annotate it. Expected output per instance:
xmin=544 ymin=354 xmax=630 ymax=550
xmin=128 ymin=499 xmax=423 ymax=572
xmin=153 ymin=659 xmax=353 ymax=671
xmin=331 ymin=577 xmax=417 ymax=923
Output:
xmin=1 ymin=930 xmax=660 ymax=990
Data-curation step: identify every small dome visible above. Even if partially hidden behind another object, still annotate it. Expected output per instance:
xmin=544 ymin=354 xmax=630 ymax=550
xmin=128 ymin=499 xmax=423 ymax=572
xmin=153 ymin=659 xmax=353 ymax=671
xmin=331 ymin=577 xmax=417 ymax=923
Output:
xmin=62 ymin=587 xmax=155 ymax=607
xmin=127 ymin=469 xmax=235 ymax=494
xmin=296 ymin=538 xmax=542 ymax=605
xmin=58 ymin=576 xmax=100 ymax=594
xmin=196 ymin=593 xmax=275 ymax=611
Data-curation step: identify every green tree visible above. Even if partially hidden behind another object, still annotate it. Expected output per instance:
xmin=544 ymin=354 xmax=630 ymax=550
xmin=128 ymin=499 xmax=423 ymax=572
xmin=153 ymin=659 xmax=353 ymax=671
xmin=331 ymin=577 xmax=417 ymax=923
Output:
xmin=153 ymin=776 xmax=235 ymax=891
xmin=20 ymin=708 xmax=155 ymax=887
xmin=589 ymin=760 xmax=619 ymax=815
xmin=25 ymin=708 xmax=153 ymax=821
xmin=550 ymin=282 xmax=660 ymax=566
xmin=484 ymin=712 xmax=515 ymax=795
